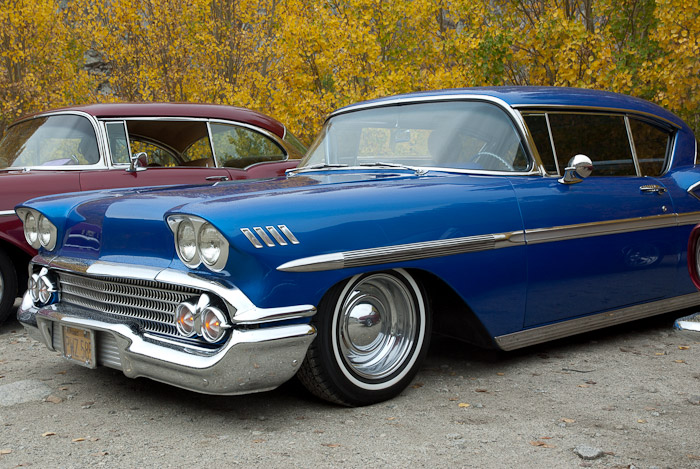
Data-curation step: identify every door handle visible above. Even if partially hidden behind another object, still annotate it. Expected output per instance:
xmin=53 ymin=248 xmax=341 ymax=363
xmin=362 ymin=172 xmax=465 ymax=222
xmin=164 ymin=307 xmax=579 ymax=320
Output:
xmin=206 ymin=175 xmax=229 ymax=181
xmin=640 ymin=184 xmax=667 ymax=194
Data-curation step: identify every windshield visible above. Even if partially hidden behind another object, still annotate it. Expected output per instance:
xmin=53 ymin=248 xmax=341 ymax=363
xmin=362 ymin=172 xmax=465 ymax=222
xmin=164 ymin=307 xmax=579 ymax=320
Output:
xmin=300 ymin=101 xmax=530 ymax=172
xmin=0 ymin=114 xmax=100 ymax=169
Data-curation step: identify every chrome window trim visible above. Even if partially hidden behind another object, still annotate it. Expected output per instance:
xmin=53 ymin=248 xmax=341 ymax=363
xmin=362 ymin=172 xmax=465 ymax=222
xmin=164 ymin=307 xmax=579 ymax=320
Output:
xmin=206 ymin=120 xmax=220 ymax=167
xmin=495 ymin=292 xmax=700 ymax=351
xmin=2 ymin=110 xmax=109 ymax=171
xmin=277 ymin=211 xmax=700 ymax=272
xmin=545 ymin=113 xmax=560 ymax=175
xmin=99 ymin=116 xmax=291 ymax=168
xmin=625 ymin=116 xmax=643 ymax=177
xmin=291 ymin=165 xmax=540 ymax=177
xmin=688 ymin=181 xmax=700 ymax=202
xmin=327 ymin=94 xmax=542 ymax=176
xmin=510 ymin=104 xmax=682 ymax=130
xmin=102 ymin=120 xmax=133 ymax=166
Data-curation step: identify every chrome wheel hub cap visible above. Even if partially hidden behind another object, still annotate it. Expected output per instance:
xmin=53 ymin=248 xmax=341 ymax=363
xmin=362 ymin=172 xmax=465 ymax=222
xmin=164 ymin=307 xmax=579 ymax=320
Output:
xmin=338 ymin=273 xmax=417 ymax=380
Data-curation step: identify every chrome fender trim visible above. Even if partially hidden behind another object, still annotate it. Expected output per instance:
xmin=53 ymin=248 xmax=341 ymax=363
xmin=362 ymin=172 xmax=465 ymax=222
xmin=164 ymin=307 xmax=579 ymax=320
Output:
xmin=278 ymin=211 xmax=700 ymax=273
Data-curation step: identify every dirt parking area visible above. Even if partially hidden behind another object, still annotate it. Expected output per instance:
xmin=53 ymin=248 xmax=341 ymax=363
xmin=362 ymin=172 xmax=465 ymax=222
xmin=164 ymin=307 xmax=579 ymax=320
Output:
xmin=1 ymin=299 xmax=699 ymax=468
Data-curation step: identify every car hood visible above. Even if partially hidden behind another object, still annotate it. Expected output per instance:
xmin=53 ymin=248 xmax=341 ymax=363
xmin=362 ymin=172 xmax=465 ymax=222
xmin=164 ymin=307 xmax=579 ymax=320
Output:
xmin=19 ymin=170 xmax=523 ymax=306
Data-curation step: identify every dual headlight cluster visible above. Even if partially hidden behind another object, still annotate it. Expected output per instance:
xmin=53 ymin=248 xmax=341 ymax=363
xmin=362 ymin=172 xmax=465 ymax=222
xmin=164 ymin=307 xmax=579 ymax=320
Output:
xmin=167 ymin=215 xmax=229 ymax=272
xmin=17 ymin=208 xmax=58 ymax=251
xmin=175 ymin=293 xmax=230 ymax=343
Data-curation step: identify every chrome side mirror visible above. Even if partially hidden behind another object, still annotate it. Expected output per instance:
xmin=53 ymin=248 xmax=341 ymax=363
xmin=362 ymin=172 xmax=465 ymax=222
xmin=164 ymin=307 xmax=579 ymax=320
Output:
xmin=558 ymin=154 xmax=593 ymax=185
xmin=127 ymin=152 xmax=148 ymax=173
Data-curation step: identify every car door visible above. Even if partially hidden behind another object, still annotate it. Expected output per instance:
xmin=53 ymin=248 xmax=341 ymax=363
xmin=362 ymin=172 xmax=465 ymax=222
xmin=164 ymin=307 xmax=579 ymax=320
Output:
xmin=514 ymin=112 xmax=678 ymax=327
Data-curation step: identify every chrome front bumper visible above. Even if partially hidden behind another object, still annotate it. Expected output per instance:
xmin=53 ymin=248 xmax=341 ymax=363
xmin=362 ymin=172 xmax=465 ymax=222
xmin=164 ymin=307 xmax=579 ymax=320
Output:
xmin=18 ymin=257 xmax=317 ymax=395
xmin=673 ymin=312 xmax=700 ymax=341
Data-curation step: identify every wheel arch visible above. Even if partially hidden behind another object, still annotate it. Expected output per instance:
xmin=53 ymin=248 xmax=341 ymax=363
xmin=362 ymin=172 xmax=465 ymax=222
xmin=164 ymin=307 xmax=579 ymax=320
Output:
xmin=407 ymin=269 xmax=498 ymax=350
xmin=312 ymin=267 xmax=497 ymax=350
xmin=0 ymin=238 xmax=31 ymax=297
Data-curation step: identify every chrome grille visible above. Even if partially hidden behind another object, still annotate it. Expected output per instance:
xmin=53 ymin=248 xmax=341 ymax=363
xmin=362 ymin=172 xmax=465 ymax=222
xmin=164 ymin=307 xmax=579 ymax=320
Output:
xmin=58 ymin=272 xmax=202 ymax=337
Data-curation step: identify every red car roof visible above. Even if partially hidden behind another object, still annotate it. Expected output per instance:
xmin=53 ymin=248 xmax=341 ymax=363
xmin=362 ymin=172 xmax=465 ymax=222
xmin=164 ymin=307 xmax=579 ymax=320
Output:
xmin=32 ymin=103 xmax=286 ymax=138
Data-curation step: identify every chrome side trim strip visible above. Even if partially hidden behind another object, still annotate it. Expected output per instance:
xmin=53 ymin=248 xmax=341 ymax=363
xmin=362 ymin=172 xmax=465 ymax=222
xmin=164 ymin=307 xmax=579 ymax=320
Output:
xmin=495 ymin=292 xmax=700 ymax=351
xmin=514 ymin=213 xmax=680 ymax=245
xmin=0 ymin=210 xmax=16 ymax=217
xmin=677 ymin=211 xmax=700 ymax=226
xmin=278 ymin=212 xmax=700 ymax=272
xmin=277 ymin=233 xmax=522 ymax=272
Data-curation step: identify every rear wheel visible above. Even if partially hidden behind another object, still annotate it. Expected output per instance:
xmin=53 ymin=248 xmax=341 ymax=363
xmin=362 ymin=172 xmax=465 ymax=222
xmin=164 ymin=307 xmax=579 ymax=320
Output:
xmin=298 ymin=269 xmax=431 ymax=406
xmin=0 ymin=250 xmax=18 ymax=323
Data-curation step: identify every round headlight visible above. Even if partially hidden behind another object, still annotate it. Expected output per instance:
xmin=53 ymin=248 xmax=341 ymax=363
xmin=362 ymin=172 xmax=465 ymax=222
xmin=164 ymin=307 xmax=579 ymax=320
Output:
xmin=38 ymin=215 xmax=54 ymax=249
xmin=198 ymin=223 xmax=224 ymax=267
xmin=177 ymin=220 xmax=198 ymax=265
xmin=24 ymin=212 xmax=39 ymax=248
xmin=175 ymin=302 xmax=196 ymax=337
xmin=201 ymin=306 xmax=228 ymax=343
xmin=37 ymin=277 xmax=53 ymax=304
xmin=28 ymin=276 xmax=40 ymax=303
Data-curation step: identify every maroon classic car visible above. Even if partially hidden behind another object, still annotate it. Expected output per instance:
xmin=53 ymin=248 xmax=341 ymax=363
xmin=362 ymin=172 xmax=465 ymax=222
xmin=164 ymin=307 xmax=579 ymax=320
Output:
xmin=0 ymin=103 xmax=305 ymax=322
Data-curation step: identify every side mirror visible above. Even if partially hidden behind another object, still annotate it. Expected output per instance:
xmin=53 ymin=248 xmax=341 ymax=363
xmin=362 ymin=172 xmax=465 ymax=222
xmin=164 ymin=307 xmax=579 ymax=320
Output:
xmin=558 ymin=154 xmax=593 ymax=185
xmin=127 ymin=152 xmax=148 ymax=173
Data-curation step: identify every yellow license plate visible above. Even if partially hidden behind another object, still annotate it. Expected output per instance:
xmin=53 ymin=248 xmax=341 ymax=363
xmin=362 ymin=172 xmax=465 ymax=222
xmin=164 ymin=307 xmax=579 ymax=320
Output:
xmin=62 ymin=326 xmax=96 ymax=368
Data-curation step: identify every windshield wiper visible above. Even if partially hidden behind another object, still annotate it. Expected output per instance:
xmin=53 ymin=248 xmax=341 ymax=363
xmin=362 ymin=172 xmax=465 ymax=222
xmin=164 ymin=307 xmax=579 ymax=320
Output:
xmin=358 ymin=162 xmax=428 ymax=176
xmin=287 ymin=163 xmax=349 ymax=175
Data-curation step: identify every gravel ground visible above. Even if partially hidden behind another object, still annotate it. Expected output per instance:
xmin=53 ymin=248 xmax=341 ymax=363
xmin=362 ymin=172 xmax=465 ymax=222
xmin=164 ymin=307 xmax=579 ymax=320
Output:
xmin=1 ymin=299 xmax=699 ymax=468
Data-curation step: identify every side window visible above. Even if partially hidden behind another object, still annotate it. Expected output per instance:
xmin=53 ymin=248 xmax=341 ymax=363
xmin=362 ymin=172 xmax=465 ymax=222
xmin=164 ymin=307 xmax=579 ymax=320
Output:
xmin=130 ymin=140 xmax=183 ymax=167
xmin=548 ymin=114 xmax=635 ymax=176
xmin=210 ymin=123 xmax=285 ymax=169
xmin=105 ymin=121 xmax=130 ymax=164
xmin=523 ymin=114 xmax=557 ymax=174
xmin=629 ymin=118 xmax=670 ymax=176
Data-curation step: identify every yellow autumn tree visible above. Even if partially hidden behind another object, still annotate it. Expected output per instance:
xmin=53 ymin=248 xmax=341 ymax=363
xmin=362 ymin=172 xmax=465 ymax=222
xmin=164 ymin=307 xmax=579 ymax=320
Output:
xmin=0 ymin=0 xmax=93 ymax=134
xmin=646 ymin=0 xmax=700 ymax=130
xmin=1 ymin=0 xmax=699 ymax=141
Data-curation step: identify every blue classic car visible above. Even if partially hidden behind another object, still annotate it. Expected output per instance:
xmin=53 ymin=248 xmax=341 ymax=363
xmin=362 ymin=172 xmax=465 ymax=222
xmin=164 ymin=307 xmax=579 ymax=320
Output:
xmin=16 ymin=87 xmax=700 ymax=406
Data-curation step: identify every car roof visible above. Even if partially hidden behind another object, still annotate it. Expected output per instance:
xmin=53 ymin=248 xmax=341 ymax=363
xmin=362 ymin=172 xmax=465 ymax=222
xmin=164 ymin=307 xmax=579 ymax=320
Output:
xmin=26 ymin=103 xmax=286 ymax=138
xmin=334 ymin=86 xmax=686 ymax=129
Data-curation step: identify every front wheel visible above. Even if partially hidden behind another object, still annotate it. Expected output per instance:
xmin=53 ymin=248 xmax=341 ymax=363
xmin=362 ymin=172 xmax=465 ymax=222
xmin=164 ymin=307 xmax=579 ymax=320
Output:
xmin=0 ymin=250 xmax=18 ymax=323
xmin=298 ymin=269 xmax=431 ymax=406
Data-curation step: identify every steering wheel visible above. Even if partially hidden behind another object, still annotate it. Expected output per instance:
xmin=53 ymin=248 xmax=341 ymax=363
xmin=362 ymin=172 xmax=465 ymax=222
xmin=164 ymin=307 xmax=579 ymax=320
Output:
xmin=471 ymin=151 xmax=513 ymax=171
xmin=69 ymin=154 xmax=80 ymax=165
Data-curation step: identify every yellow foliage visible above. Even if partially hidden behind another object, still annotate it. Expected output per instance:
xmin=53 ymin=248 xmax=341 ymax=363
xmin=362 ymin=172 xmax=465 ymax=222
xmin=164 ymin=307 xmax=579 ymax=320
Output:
xmin=1 ymin=0 xmax=699 ymax=141
xmin=0 ymin=0 xmax=94 ymax=130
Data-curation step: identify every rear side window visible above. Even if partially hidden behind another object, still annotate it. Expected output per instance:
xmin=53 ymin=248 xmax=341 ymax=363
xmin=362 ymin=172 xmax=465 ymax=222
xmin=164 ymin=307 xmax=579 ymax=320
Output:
xmin=548 ymin=114 xmax=635 ymax=176
xmin=210 ymin=123 xmax=285 ymax=169
xmin=628 ymin=118 xmax=670 ymax=176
